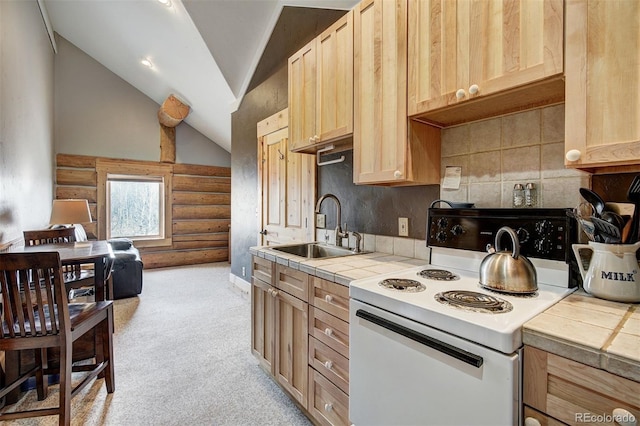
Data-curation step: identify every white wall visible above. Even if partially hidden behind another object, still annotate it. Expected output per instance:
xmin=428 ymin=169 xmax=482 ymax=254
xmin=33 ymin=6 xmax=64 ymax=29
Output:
xmin=54 ymin=36 xmax=230 ymax=166
xmin=0 ymin=0 xmax=56 ymax=246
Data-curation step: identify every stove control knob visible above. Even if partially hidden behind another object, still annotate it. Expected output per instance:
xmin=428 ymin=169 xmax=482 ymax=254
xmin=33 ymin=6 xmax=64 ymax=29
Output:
xmin=516 ymin=227 xmax=530 ymax=243
xmin=436 ymin=231 xmax=447 ymax=243
xmin=450 ymin=225 xmax=464 ymax=236
xmin=534 ymin=237 xmax=552 ymax=254
xmin=437 ymin=218 xmax=448 ymax=228
xmin=535 ymin=220 xmax=553 ymax=235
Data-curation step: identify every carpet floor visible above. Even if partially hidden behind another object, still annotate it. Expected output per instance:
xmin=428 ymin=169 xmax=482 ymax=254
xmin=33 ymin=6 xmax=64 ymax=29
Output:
xmin=2 ymin=263 xmax=312 ymax=426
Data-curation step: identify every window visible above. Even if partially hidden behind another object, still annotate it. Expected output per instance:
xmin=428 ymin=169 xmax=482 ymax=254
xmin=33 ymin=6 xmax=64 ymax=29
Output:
xmin=107 ymin=175 xmax=164 ymax=239
xmin=97 ymin=159 xmax=172 ymax=248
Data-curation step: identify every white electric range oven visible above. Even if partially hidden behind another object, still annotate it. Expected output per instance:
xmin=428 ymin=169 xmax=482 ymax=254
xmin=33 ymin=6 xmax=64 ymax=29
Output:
xmin=349 ymin=208 xmax=580 ymax=426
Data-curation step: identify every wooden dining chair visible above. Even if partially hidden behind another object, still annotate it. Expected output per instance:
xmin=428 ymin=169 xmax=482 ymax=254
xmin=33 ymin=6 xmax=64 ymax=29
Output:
xmin=0 ymin=251 xmax=115 ymax=424
xmin=23 ymin=227 xmax=95 ymax=295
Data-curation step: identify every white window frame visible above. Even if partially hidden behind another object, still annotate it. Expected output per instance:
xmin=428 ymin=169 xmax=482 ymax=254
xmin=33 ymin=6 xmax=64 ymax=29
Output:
xmin=97 ymin=159 xmax=172 ymax=248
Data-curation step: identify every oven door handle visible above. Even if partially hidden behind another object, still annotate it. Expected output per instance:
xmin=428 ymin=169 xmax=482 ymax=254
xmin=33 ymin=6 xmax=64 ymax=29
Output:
xmin=355 ymin=309 xmax=484 ymax=368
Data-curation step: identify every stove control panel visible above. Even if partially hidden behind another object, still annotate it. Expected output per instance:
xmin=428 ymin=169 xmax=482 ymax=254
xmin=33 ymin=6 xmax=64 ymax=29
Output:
xmin=427 ymin=208 xmax=577 ymax=262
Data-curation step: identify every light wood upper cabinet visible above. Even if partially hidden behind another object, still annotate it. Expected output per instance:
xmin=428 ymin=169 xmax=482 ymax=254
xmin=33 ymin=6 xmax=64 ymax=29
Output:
xmin=353 ymin=0 xmax=440 ymax=186
xmin=289 ymin=12 xmax=354 ymax=153
xmin=258 ymin=109 xmax=315 ymax=246
xmin=564 ymin=0 xmax=640 ymax=171
xmin=408 ymin=0 xmax=565 ymax=126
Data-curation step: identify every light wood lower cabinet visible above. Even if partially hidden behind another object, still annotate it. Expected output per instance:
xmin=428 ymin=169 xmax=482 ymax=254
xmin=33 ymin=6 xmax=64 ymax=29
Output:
xmin=251 ymin=258 xmax=349 ymax=425
xmin=524 ymin=345 xmax=640 ymax=425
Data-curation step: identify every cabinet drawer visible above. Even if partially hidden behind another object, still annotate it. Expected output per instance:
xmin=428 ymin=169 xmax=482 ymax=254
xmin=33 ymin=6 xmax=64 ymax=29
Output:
xmin=309 ymin=336 xmax=349 ymax=395
xmin=275 ymin=264 xmax=309 ymax=301
xmin=524 ymin=346 xmax=640 ymax=425
xmin=311 ymin=276 xmax=349 ymax=322
xmin=252 ymin=256 xmax=274 ymax=284
xmin=308 ymin=368 xmax=349 ymax=426
xmin=309 ymin=306 xmax=349 ymax=358
xmin=524 ymin=406 xmax=566 ymax=426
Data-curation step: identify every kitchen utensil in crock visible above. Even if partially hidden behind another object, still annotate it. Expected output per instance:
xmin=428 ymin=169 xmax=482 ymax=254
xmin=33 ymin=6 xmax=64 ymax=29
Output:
xmin=572 ymin=240 xmax=640 ymax=302
xmin=479 ymin=226 xmax=537 ymax=294
xmin=579 ymin=187 xmax=606 ymax=217
xmin=429 ymin=199 xmax=475 ymax=209
xmin=591 ymin=216 xmax=622 ymax=243
xmin=626 ymin=175 xmax=640 ymax=243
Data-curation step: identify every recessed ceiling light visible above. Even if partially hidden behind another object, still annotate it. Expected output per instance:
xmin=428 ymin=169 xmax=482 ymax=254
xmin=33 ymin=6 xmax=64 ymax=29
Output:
xmin=141 ymin=59 xmax=153 ymax=68
xmin=157 ymin=0 xmax=171 ymax=6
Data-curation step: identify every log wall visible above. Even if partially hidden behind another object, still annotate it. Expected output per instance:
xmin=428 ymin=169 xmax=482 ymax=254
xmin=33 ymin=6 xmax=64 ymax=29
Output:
xmin=56 ymin=154 xmax=230 ymax=269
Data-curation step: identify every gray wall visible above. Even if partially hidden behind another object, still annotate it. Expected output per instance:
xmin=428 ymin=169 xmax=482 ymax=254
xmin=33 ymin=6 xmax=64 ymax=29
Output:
xmin=0 ymin=0 xmax=55 ymax=245
xmin=54 ymin=36 xmax=230 ymax=166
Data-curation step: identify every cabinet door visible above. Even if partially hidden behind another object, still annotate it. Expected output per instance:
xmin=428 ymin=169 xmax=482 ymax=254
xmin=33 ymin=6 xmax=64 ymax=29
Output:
xmin=353 ymin=0 xmax=408 ymax=184
xmin=289 ymin=39 xmax=317 ymax=152
xmin=275 ymin=288 xmax=309 ymax=408
xmin=316 ymin=11 xmax=354 ymax=144
xmin=565 ymin=0 xmax=640 ymax=170
xmin=251 ymin=277 xmax=275 ymax=375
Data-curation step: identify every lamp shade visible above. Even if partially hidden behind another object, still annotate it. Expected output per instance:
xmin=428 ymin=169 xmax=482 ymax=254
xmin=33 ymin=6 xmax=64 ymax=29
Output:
xmin=49 ymin=199 xmax=92 ymax=225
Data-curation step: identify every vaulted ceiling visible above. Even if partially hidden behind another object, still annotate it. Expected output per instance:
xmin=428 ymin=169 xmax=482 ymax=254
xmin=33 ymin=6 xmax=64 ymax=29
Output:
xmin=41 ymin=0 xmax=358 ymax=153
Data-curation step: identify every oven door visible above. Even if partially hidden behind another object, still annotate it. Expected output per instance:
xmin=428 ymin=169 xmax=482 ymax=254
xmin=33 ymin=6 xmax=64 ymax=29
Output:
xmin=349 ymin=299 xmax=522 ymax=426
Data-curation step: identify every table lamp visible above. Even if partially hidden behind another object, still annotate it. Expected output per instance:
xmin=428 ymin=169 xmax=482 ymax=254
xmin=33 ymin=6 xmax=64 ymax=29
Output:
xmin=49 ymin=199 xmax=92 ymax=245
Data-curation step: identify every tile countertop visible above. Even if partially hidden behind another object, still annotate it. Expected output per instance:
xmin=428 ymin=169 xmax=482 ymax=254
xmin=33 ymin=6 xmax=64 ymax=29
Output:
xmin=249 ymin=245 xmax=427 ymax=286
xmin=523 ymin=291 xmax=640 ymax=382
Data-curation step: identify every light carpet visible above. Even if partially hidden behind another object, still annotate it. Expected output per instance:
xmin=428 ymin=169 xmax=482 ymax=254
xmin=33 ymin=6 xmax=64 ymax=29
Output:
xmin=3 ymin=263 xmax=312 ymax=426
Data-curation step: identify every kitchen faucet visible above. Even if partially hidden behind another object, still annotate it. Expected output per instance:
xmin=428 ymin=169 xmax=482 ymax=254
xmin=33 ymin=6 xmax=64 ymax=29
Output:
xmin=315 ymin=194 xmax=349 ymax=247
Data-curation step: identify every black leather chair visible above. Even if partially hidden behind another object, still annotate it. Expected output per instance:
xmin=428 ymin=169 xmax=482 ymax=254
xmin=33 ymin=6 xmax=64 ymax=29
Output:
xmin=108 ymin=238 xmax=143 ymax=299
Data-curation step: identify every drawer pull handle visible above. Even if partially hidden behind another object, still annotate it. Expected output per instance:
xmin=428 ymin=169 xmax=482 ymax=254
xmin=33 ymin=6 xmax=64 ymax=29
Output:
xmin=613 ymin=408 xmax=637 ymax=426
xmin=324 ymin=360 xmax=333 ymax=370
xmin=325 ymin=295 xmax=333 ymax=303
xmin=324 ymin=328 xmax=333 ymax=337
xmin=524 ymin=418 xmax=541 ymax=426
xmin=324 ymin=403 xmax=333 ymax=412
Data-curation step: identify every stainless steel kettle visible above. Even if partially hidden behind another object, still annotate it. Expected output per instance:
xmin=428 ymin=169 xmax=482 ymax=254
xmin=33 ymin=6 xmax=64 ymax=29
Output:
xmin=479 ymin=226 xmax=538 ymax=294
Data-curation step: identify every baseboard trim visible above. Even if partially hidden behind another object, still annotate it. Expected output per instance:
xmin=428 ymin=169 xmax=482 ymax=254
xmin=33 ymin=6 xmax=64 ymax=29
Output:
xmin=229 ymin=273 xmax=250 ymax=295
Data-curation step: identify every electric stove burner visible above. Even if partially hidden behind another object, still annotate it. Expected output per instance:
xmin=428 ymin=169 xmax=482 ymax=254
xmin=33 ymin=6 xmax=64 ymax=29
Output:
xmin=434 ymin=290 xmax=513 ymax=314
xmin=418 ymin=269 xmax=459 ymax=281
xmin=379 ymin=278 xmax=426 ymax=292
xmin=481 ymin=285 xmax=539 ymax=298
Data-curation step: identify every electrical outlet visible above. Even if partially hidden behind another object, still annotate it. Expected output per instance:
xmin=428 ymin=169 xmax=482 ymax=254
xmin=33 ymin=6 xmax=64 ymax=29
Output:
xmin=398 ymin=217 xmax=409 ymax=237
xmin=316 ymin=214 xmax=326 ymax=228
xmin=242 ymin=266 xmax=246 ymax=277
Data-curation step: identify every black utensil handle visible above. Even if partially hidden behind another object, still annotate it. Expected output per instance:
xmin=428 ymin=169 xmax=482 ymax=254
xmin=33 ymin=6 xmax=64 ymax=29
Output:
xmin=355 ymin=309 xmax=484 ymax=368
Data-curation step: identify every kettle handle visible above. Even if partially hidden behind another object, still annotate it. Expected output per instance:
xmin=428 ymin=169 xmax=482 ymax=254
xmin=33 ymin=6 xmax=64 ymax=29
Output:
xmin=495 ymin=227 xmax=520 ymax=259
xmin=571 ymin=243 xmax=592 ymax=281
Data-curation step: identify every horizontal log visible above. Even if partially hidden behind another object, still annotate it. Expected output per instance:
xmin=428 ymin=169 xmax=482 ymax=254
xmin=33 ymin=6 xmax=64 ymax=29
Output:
xmin=140 ymin=249 xmax=228 ymax=269
xmin=56 ymin=187 xmax=97 ymax=203
xmin=173 ymin=164 xmax=231 ymax=178
xmin=172 ymin=192 xmax=231 ymax=206
xmin=56 ymin=154 xmax=96 ymax=169
xmin=157 ymin=94 xmax=190 ymax=128
xmin=173 ymin=205 xmax=230 ymax=220
xmin=173 ymin=176 xmax=231 ymax=193
xmin=142 ymin=240 xmax=228 ymax=252
xmin=56 ymin=169 xmax=97 ymax=187
xmin=173 ymin=219 xmax=230 ymax=235
xmin=172 ymin=233 xmax=228 ymax=242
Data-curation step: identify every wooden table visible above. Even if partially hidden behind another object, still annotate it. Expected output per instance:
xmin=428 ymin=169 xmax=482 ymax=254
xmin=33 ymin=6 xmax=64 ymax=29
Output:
xmin=3 ymin=240 xmax=114 ymax=403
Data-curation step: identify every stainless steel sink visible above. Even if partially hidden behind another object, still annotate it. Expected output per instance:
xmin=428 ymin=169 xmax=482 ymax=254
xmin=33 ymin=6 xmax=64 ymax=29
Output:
xmin=271 ymin=242 xmax=364 ymax=259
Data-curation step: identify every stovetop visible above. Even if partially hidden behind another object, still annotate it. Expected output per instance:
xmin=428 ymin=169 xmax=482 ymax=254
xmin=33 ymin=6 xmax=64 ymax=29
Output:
xmin=349 ymin=247 xmax=575 ymax=354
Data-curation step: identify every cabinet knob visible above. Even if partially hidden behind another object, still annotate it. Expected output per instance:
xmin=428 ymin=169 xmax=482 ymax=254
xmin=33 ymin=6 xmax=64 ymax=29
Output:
xmin=524 ymin=417 xmax=541 ymax=426
xmin=324 ymin=403 xmax=333 ymax=412
xmin=325 ymin=294 xmax=333 ymax=303
xmin=394 ymin=170 xmax=402 ymax=178
xmin=314 ymin=135 xmax=319 ymax=141
xmin=270 ymin=289 xmax=278 ymax=298
xmin=324 ymin=360 xmax=333 ymax=370
xmin=469 ymin=84 xmax=479 ymax=95
xmin=565 ymin=149 xmax=581 ymax=161
xmin=456 ymin=88 xmax=466 ymax=99
xmin=612 ymin=408 xmax=637 ymax=426
xmin=324 ymin=327 xmax=334 ymax=337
